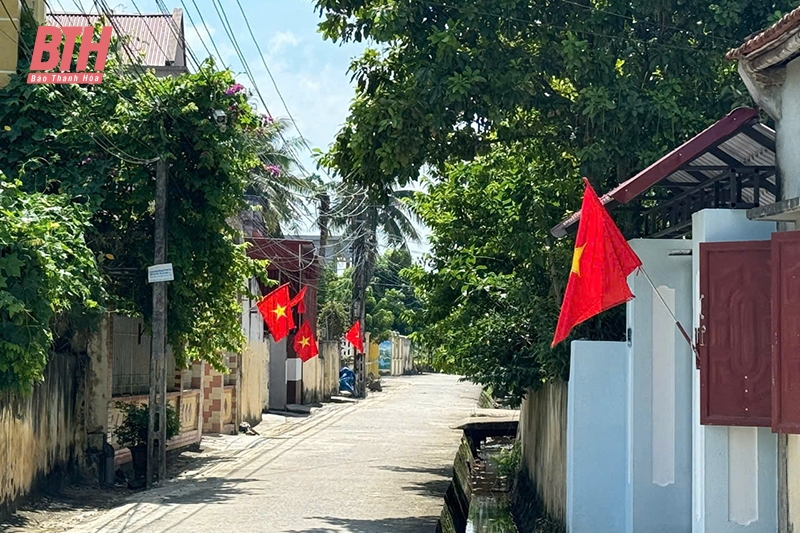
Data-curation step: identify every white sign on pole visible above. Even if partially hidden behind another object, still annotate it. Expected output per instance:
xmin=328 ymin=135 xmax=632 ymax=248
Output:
xmin=147 ymin=263 xmax=174 ymax=283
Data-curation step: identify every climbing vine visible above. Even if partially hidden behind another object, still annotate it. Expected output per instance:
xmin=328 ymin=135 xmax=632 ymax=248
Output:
xmin=0 ymin=19 xmax=299 ymax=389
xmin=0 ymin=179 xmax=104 ymax=391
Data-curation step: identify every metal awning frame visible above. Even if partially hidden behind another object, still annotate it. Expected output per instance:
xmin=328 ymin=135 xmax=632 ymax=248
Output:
xmin=551 ymin=107 xmax=778 ymax=240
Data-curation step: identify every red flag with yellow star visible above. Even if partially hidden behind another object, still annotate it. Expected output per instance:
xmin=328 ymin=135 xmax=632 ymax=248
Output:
xmin=345 ymin=321 xmax=364 ymax=353
xmin=289 ymin=286 xmax=307 ymax=315
xmin=258 ymin=284 xmax=295 ymax=342
xmin=552 ymin=178 xmax=642 ymax=347
xmin=293 ymin=320 xmax=319 ymax=362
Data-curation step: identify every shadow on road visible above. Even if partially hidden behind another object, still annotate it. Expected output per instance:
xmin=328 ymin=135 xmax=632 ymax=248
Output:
xmin=285 ymin=515 xmax=440 ymax=533
xmin=156 ymin=477 xmax=261 ymax=505
xmin=377 ymin=465 xmax=452 ymax=497
xmin=1 ymin=451 xmax=246 ymax=532
xmin=378 ymin=465 xmax=451 ymax=477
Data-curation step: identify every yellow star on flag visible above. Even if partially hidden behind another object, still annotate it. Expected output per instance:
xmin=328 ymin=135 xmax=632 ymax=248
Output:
xmin=272 ymin=304 xmax=287 ymax=319
xmin=571 ymin=244 xmax=586 ymax=276
xmin=299 ymin=336 xmax=310 ymax=348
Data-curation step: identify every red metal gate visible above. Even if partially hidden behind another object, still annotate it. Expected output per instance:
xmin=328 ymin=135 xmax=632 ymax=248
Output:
xmin=772 ymin=231 xmax=800 ymax=433
xmin=699 ymin=240 xmax=771 ymax=426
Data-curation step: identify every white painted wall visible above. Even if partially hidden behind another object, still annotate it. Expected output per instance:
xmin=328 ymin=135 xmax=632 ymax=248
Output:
xmin=773 ymin=61 xmax=800 ymax=525
xmin=777 ymin=58 xmax=800 ymax=199
xmin=567 ymin=341 xmax=627 ymax=533
xmin=626 ymin=239 xmax=694 ymax=533
xmin=691 ymin=209 xmax=777 ymax=533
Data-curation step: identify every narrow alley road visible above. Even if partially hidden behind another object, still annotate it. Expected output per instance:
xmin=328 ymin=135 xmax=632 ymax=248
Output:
xmin=63 ymin=374 xmax=480 ymax=533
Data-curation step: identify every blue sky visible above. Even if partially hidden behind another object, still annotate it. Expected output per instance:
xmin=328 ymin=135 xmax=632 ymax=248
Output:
xmin=68 ymin=0 xmax=365 ymax=173
xmin=65 ymin=0 xmax=429 ymax=255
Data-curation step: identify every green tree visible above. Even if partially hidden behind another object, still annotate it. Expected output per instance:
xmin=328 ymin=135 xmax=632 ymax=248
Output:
xmin=328 ymin=185 xmax=419 ymax=331
xmin=0 ymin=20 xmax=302 ymax=380
xmin=317 ymin=249 xmax=421 ymax=343
xmin=403 ymin=137 xmax=621 ymax=402
xmin=369 ymin=249 xmax=419 ymax=341
xmin=0 ymin=179 xmax=104 ymax=391
xmin=315 ymin=0 xmax=791 ymax=192
xmin=315 ymin=0 xmax=794 ymax=401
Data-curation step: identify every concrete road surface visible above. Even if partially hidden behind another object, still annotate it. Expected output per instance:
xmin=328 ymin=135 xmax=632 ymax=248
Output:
xmin=64 ymin=374 xmax=481 ymax=533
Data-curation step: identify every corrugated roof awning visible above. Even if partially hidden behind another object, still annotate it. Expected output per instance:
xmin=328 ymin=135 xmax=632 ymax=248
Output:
xmin=47 ymin=10 xmax=184 ymax=69
xmin=551 ymin=107 xmax=777 ymax=239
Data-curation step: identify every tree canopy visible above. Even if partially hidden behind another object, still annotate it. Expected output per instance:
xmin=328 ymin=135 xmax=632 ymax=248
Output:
xmin=0 ymin=19 xmax=302 ymax=389
xmin=316 ymin=0 xmax=796 ymax=401
xmin=315 ymin=0 xmax=792 ymax=192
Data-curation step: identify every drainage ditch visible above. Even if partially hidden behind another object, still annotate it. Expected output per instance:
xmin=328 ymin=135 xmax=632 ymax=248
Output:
xmin=438 ymin=419 xmax=519 ymax=533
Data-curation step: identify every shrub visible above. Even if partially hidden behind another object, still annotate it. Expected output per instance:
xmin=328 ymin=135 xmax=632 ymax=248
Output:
xmin=114 ymin=401 xmax=180 ymax=448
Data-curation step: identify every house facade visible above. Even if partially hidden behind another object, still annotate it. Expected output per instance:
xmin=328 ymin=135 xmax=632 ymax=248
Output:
xmin=247 ymin=237 xmax=323 ymax=411
xmin=0 ymin=0 xmax=45 ymax=87
xmin=550 ymin=107 xmax=781 ymax=532
xmin=727 ymin=7 xmax=800 ymax=531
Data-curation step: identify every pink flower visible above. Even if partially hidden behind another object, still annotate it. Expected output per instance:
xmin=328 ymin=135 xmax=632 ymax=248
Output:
xmin=225 ymin=83 xmax=245 ymax=96
xmin=263 ymin=164 xmax=281 ymax=176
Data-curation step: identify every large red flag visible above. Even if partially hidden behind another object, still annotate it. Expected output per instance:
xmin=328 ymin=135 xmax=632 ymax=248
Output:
xmin=552 ymin=178 xmax=642 ymax=347
xmin=345 ymin=321 xmax=364 ymax=353
xmin=293 ymin=320 xmax=319 ymax=362
xmin=257 ymin=284 xmax=295 ymax=342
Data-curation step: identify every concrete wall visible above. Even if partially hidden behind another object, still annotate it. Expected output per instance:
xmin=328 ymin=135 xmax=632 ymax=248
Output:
xmin=0 ymin=0 xmax=20 ymax=87
xmin=777 ymin=57 xmax=800 ymax=198
xmin=520 ymin=381 xmax=567 ymax=525
xmin=0 ymin=353 xmax=88 ymax=517
xmin=269 ymin=337 xmax=287 ymax=411
xmin=240 ymin=341 xmax=268 ymax=425
xmin=567 ymin=341 xmax=627 ymax=533
xmin=776 ymin=57 xmax=800 ymax=531
xmin=321 ymin=341 xmax=340 ymax=399
xmin=692 ymin=209 xmax=777 ymax=533
xmin=240 ymin=290 xmax=269 ymax=425
xmin=626 ymin=239 xmax=694 ymax=533
xmin=302 ymin=355 xmax=324 ymax=404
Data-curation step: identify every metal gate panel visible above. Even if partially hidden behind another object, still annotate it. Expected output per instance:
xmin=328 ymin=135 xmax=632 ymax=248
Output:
xmin=699 ymin=240 xmax=771 ymax=426
xmin=772 ymin=231 xmax=800 ymax=433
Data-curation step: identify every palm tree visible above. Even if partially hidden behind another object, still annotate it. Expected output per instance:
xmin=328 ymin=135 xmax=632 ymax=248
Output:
xmin=327 ymin=184 xmax=419 ymax=394
xmin=242 ymin=117 xmax=315 ymax=237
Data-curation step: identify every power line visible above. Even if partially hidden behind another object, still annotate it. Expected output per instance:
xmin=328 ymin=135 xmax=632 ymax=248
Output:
xmin=180 ymin=0 xmax=227 ymax=69
xmin=233 ymin=0 xmax=310 ymax=151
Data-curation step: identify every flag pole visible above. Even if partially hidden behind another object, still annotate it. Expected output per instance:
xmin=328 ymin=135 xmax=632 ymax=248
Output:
xmin=637 ymin=266 xmax=697 ymax=356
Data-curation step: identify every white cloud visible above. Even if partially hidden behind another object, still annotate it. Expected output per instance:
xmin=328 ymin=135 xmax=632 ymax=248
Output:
xmin=268 ymin=30 xmax=300 ymax=55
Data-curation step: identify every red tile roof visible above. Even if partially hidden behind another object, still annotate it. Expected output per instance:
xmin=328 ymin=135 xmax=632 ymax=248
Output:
xmin=47 ymin=10 xmax=183 ymax=67
xmin=726 ymin=6 xmax=800 ymax=60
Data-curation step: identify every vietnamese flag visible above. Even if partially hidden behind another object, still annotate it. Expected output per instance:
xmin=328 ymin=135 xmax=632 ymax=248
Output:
xmin=293 ymin=320 xmax=319 ymax=362
xmin=257 ymin=284 xmax=295 ymax=342
xmin=552 ymin=178 xmax=642 ymax=347
xmin=289 ymin=286 xmax=307 ymax=315
xmin=345 ymin=321 xmax=364 ymax=353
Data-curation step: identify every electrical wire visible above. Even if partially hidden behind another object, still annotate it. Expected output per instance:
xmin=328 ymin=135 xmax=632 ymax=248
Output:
xmin=180 ymin=0 xmax=227 ymax=69
xmin=233 ymin=0 xmax=311 ymax=151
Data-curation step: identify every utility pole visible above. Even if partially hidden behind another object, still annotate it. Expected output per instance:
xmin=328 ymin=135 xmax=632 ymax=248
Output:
xmin=349 ymin=209 xmax=377 ymax=398
xmin=147 ymin=158 xmax=169 ymax=487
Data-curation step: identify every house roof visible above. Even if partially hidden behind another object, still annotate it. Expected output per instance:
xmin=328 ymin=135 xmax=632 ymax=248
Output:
xmin=551 ymin=107 xmax=777 ymax=238
xmin=726 ymin=6 xmax=800 ymax=61
xmin=47 ymin=10 xmax=184 ymax=68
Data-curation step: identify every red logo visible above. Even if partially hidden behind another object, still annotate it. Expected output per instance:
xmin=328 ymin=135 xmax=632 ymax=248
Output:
xmin=27 ymin=26 xmax=112 ymax=85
